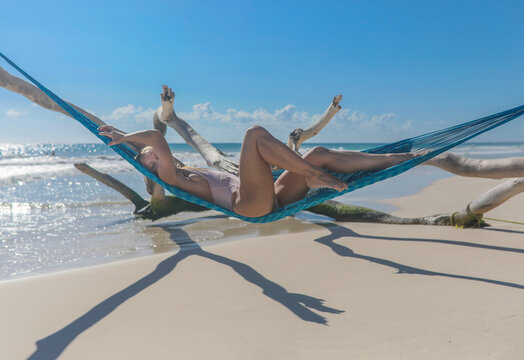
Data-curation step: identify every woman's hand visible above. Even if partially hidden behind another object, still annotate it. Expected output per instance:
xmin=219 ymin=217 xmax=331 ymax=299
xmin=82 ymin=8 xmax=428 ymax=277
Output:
xmin=97 ymin=127 xmax=166 ymax=155
xmin=98 ymin=125 xmax=126 ymax=146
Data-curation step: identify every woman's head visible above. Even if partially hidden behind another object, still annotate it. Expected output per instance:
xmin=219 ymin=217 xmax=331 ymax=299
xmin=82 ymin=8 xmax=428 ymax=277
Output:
xmin=135 ymin=146 xmax=159 ymax=173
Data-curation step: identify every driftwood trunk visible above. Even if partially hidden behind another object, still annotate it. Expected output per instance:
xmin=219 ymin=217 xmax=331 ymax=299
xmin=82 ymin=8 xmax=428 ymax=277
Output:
xmin=73 ymin=163 xmax=149 ymax=212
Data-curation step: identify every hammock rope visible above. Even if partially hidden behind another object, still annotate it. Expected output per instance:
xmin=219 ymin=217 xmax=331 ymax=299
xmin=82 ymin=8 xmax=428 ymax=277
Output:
xmin=2 ymin=51 xmax=523 ymax=223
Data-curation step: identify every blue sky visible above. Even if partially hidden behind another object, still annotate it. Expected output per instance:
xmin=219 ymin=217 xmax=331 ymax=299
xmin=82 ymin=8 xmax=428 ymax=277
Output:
xmin=0 ymin=1 xmax=522 ymax=143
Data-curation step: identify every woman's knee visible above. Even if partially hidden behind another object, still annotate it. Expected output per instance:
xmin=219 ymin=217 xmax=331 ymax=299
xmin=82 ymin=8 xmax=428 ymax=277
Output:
xmin=244 ymin=125 xmax=269 ymax=140
xmin=303 ymin=146 xmax=328 ymax=165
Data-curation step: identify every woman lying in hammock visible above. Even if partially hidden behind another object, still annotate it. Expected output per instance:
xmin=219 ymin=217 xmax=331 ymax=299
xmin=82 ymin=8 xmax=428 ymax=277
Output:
xmin=98 ymin=125 xmax=421 ymax=217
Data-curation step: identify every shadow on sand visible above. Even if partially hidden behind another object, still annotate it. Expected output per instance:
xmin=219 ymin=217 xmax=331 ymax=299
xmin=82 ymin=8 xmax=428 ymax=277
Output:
xmin=315 ymin=223 xmax=524 ymax=290
xmin=482 ymin=227 xmax=524 ymax=236
xmin=28 ymin=219 xmax=523 ymax=359
xmin=27 ymin=222 xmax=342 ymax=360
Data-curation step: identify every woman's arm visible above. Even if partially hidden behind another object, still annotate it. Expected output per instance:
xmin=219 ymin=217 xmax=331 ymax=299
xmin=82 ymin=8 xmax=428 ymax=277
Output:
xmin=98 ymin=125 xmax=185 ymax=167
xmin=98 ymin=125 xmax=157 ymax=148
xmin=98 ymin=125 xmax=178 ymax=184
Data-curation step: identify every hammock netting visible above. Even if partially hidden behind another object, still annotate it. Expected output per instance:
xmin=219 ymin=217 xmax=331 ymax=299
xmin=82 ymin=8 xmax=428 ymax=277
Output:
xmin=2 ymin=51 xmax=523 ymax=223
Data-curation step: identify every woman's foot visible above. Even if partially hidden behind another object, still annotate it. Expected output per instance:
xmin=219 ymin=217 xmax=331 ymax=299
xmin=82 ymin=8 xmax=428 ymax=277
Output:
xmin=412 ymin=149 xmax=431 ymax=157
xmin=389 ymin=150 xmax=430 ymax=166
xmin=306 ymin=170 xmax=348 ymax=191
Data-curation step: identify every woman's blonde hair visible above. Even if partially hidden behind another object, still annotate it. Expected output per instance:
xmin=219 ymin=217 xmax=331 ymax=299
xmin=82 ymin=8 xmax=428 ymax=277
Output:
xmin=134 ymin=146 xmax=154 ymax=162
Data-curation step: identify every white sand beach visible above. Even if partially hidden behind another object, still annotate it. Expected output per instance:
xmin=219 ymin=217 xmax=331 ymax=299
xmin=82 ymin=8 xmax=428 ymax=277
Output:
xmin=1 ymin=175 xmax=523 ymax=360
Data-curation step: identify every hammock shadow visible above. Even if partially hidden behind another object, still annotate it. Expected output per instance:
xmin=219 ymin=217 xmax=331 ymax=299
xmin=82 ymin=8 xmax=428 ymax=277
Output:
xmin=28 ymin=225 xmax=342 ymax=360
xmin=315 ymin=224 xmax=524 ymax=290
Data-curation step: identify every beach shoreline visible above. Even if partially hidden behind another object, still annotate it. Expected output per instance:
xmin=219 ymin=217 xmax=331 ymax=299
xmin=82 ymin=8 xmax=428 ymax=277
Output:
xmin=2 ymin=175 xmax=523 ymax=359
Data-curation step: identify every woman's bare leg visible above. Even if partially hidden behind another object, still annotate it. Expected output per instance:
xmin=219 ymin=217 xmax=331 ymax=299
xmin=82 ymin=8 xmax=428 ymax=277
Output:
xmin=307 ymin=147 xmax=417 ymax=173
xmin=275 ymin=146 xmax=419 ymax=206
xmin=233 ymin=127 xmax=347 ymax=217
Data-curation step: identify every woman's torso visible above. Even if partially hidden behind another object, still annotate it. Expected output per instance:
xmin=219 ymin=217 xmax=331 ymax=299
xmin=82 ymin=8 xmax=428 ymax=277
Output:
xmin=180 ymin=167 xmax=240 ymax=210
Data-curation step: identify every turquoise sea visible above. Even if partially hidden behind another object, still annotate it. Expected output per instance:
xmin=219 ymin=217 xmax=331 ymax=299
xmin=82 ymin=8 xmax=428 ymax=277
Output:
xmin=1 ymin=142 xmax=523 ymax=279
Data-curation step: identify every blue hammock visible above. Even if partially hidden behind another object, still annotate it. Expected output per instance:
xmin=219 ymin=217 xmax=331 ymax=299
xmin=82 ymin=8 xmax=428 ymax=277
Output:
xmin=2 ymin=52 xmax=523 ymax=223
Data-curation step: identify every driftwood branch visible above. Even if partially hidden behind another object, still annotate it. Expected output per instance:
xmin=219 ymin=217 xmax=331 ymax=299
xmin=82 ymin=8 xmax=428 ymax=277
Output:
xmin=0 ymin=65 xmax=141 ymax=152
xmin=74 ymin=163 xmax=149 ymax=213
xmin=0 ymin=65 xmax=105 ymax=127
xmin=287 ymin=95 xmax=342 ymax=153
xmin=422 ymin=154 xmax=524 ymax=226
xmin=308 ymin=200 xmax=450 ymax=225
xmin=469 ymin=178 xmax=524 ymax=213
xmin=450 ymin=178 xmax=524 ymax=227
xmin=425 ymin=153 xmax=524 ymax=178
xmin=155 ymin=85 xmax=239 ymax=175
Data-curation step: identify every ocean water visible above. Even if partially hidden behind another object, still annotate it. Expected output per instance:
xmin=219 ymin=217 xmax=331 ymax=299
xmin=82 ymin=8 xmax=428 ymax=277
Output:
xmin=1 ymin=142 xmax=523 ymax=280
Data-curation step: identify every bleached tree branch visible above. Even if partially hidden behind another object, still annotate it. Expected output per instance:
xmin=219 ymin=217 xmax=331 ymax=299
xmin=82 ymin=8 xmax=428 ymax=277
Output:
xmin=0 ymin=65 xmax=104 ymax=127
xmin=287 ymin=95 xmax=342 ymax=153
xmin=154 ymin=85 xmax=239 ymax=175
xmin=425 ymin=153 xmax=524 ymax=178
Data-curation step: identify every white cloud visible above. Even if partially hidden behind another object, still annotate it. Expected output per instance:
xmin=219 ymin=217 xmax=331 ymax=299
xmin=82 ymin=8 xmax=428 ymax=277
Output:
xmin=330 ymin=109 xmax=413 ymax=141
xmin=101 ymin=104 xmax=143 ymax=121
xmin=178 ymin=103 xmax=315 ymax=137
xmin=6 ymin=109 xmax=22 ymax=117
xmin=101 ymin=104 xmax=157 ymax=123
xmin=135 ymin=108 xmax=156 ymax=122
xmin=101 ymin=102 xmax=413 ymax=142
